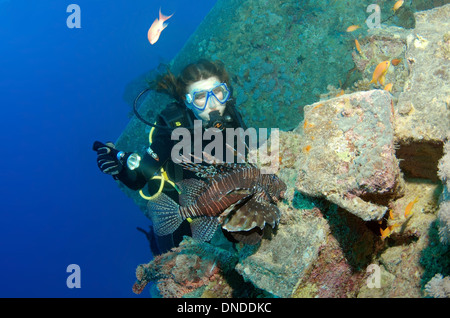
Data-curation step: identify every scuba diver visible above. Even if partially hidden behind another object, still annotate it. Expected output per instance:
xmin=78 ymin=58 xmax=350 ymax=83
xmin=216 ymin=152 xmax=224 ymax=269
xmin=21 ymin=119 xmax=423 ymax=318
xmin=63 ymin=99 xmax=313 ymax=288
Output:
xmin=93 ymin=59 xmax=248 ymax=254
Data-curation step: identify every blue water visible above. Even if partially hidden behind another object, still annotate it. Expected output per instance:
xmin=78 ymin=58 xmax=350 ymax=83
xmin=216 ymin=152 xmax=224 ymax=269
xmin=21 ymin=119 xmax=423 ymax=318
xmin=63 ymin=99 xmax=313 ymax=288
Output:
xmin=0 ymin=0 xmax=216 ymax=297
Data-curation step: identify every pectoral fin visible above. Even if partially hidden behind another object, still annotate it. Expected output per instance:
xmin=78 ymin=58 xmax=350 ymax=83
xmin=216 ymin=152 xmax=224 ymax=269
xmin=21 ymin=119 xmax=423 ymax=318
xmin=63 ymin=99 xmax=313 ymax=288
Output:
xmin=190 ymin=217 xmax=219 ymax=242
xmin=222 ymin=194 xmax=281 ymax=232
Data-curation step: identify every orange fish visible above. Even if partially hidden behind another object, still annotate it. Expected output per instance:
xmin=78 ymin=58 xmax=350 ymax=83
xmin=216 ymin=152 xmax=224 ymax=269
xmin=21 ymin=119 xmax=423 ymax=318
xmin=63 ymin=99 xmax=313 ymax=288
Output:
xmin=391 ymin=58 xmax=402 ymax=66
xmin=404 ymin=196 xmax=419 ymax=217
xmin=380 ymin=227 xmax=391 ymax=240
xmin=388 ymin=209 xmax=395 ymax=220
xmin=147 ymin=8 xmax=173 ymax=45
xmin=380 ymin=223 xmax=400 ymax=240
xmin=346 ymin=25 xmax=360 ymax=32
xmin=384 ymin=83 xmax=393 ymax=92
xmin=370 ymin=60 xmax=390 ymax=86
xmin=393 ymin=0 xmax=404 ymax=12
xmin=355 ymin=39 xmax=362 ymax=54
xmin=336 ymin=89 xmax=345 ymax=97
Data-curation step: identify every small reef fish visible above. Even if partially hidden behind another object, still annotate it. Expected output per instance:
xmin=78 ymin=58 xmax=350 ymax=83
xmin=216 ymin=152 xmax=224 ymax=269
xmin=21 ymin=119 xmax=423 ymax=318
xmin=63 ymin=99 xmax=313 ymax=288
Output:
xmin=391 ymin=58 xmax=402 ymax=66
xmin=370 ymin=60 xmax=390 ymax=86
xmin=147 ymin=8 xmax=173 ymax=45
xmin=393 ymin=0 xmax=404 ymax=12
xmin=380 ymin=223 xmax=400 ymax=240
xmin=389 ymin=209 xmax=395 ymax=220
xmin=380 ymin=227 xmax=390 ymax=240
xmin=404 ymin=196 xmax=419 ymax=217
xmin=384 ymin=83 xmax=393 ymax=92
xmin=147 ymin=161 xmax=286 ymax=245
xmin=355 ymin=39 xmax=362 ymax=54
xmin=346 ymin=25 xmax=360 ymax=32
xmin=379 ymin=209 xmax=395 ymax=225
xmin=336 ymin=89 xmax=345 ymax=97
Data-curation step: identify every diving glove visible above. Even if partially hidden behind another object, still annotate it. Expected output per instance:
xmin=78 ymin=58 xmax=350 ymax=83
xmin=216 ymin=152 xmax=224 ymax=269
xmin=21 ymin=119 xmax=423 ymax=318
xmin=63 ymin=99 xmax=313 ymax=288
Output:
xmin=93 ymin=141 xmax=125 ymax=176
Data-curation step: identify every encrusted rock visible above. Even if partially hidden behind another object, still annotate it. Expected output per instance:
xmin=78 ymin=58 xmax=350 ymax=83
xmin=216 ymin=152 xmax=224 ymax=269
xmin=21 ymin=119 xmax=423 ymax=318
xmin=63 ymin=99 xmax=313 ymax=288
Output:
xmin=395 ymin=4 xmax=450 ymax=143
xmin=235 ymin=204 xmax=328 ymax=298
xmin=294 ymin=89 xmax=403 ymax=221
xmin=394 ymin=4 xmax=449 ymax=181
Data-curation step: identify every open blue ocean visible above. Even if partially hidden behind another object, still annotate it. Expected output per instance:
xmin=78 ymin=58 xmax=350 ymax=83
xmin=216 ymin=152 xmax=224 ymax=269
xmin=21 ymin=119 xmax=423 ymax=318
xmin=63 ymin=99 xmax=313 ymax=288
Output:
xmin=0 ymin=0 xmax=216 ymax=297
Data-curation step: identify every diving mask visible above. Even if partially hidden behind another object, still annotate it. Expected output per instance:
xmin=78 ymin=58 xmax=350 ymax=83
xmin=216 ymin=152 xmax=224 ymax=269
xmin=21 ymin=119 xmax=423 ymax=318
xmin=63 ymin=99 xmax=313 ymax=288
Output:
xmin=185 ymin=82 xmax=230 ymax=111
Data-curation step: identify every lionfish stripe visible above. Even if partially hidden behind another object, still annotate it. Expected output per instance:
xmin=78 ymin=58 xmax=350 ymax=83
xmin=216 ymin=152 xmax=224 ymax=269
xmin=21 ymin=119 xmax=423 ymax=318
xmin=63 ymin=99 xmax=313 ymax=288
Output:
xmin=177 ymin=178 xmax=208 ymax=206
xmin=181 ymin=205 xmax=202 ymax=219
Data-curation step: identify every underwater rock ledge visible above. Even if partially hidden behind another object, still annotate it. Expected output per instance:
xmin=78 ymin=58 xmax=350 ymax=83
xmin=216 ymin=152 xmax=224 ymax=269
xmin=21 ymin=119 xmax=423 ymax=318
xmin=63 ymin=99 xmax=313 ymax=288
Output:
xmin=293 ymin=89 xmax=403 ymax=222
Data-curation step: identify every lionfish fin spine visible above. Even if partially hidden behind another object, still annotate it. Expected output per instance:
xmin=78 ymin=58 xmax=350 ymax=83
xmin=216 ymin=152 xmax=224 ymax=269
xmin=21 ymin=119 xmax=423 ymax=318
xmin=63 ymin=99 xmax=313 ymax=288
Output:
xmin=177 ymin=160 xmax=219 ymax=179
xmin=146 ymin=193 xmax=183 ymax=236
xmin=190 ymin=217 xmax=219 ymax=242
xmin=177 ymin=178 xmax=208 ymax=206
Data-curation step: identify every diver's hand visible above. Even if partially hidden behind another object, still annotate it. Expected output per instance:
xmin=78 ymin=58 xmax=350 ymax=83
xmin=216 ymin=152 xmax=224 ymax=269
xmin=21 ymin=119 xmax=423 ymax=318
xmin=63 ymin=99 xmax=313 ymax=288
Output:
xmin=93 ymin=141 xmax=124 ymax=176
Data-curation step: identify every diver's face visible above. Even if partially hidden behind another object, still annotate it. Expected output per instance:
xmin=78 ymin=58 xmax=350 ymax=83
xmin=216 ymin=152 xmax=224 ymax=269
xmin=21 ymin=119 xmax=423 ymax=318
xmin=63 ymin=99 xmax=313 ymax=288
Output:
xmin=185 ymin=76 xmax=227 ymax=121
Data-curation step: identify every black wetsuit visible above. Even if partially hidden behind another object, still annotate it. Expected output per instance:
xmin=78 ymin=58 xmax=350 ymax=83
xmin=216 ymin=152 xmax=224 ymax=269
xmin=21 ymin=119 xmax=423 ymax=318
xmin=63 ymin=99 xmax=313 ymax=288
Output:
xmin=115 ymin=100 xmax=248 ymax=253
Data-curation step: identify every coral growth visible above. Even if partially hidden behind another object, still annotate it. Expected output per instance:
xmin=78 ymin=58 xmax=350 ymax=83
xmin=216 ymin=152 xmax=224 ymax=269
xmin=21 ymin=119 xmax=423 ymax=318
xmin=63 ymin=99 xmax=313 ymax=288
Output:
xmin=437 ymin=134 xmax=450 ymax=244
xmin=439 ymin=135 xmax=450 ymax=184
xmin=425 ymin=273 xmax=450 ymax=298
xmin=421 ymin=134 xmax=450 ymax=298
xmin=439 ymin=202 xmax=450 ymax=244
xmin=132 ymin=237 xmax=234 ymax=297
xmin=438 ymin=132 xmax=450 ymax=244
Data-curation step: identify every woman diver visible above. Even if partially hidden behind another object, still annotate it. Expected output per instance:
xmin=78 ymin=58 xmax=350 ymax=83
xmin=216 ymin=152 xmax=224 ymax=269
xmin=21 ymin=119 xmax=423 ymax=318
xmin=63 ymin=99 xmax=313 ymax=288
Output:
xmin=93 ymin=59 xmax=248 ymax=253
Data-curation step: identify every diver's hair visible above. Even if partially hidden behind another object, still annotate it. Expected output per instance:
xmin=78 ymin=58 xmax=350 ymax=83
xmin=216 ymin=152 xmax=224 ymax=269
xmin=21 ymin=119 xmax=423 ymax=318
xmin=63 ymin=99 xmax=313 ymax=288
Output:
xmin=155 ymin=59 xmax=231 ymax=103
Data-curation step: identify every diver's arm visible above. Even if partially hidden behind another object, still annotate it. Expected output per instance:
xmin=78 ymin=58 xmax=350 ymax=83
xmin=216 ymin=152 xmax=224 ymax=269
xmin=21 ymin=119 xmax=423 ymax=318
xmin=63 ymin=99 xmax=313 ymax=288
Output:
xmin=93 ymin=137 xmax=169 ymax=192
xmin=113 ymin=157 xmax=147 ymax=190
xmin=115 ymin=114 xmax=175 ymax=190
xmin=94 ymin=103 xmax=180 ymax=191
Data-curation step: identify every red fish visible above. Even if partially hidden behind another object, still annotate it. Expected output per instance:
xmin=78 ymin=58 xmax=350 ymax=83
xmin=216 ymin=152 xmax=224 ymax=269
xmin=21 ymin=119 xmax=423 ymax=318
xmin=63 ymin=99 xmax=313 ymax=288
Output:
xmin=147 ymin=8 xmax=173 ymax=45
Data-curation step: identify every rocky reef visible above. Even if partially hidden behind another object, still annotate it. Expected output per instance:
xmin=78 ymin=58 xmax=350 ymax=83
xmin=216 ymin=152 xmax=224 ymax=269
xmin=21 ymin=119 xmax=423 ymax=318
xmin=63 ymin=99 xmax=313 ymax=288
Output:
xmin=118 ymin=1 xmax=450 ymax=298
xmin=295 ymin=89 xmax=402 ymax=221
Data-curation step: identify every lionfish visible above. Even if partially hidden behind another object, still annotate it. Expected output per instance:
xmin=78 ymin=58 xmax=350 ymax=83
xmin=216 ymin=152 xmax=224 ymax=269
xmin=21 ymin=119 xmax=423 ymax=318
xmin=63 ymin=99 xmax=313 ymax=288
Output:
xmin=147 ymin=155 xmax=286 ymax=245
